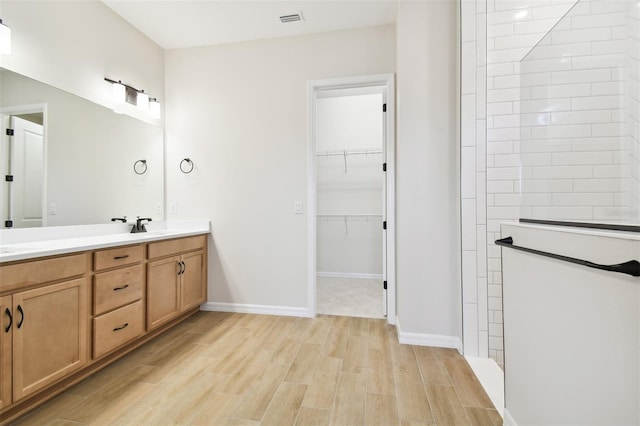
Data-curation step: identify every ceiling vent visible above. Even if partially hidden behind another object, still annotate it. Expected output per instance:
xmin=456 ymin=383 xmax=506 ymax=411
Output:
xmin=280 ymin=12 xmax=304 ymax=23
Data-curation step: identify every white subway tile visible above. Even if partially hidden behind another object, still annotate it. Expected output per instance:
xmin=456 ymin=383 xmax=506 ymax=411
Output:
xmin=521 ymin=152 xmax=553 ymax=165
xmin=463 ymin=252 xmax=478 ymax=303
xmin=551 ymin=27 xmax=612 ymax=44
xmin=493 ymin=153 xmax=521 ymax=167
xmin=520 ymin=71 xmax=552 ymax=87
xmin=462 ymin=0 xmax=477 ymax=42
xmin=573 ymin=178 xmax=629 ymax=192
xmin=493 ymin=74 xmax=521 ymax=89
xmin=487 ymin=102 xmax=514 ymax=115
xmin=532 ymin=3 xmax=574 ymax=20
xmin=493 ymin=114 xmax=522 ymax=128
xmin=591 ymin=40 xmax=626 ymax=55
xmin=495 ymin=33 xmax=548 ymax=50
xmin=477 ymin=178 xmax=487 ymax=223
xmin=591 ymin=0 xmax=626 ymax=14
xmin=477 ymin=226 xmax=487 ymax=273
xmin=520 ymin=57 xmax=572 ymax=73
xmin=487 ymin=206 xmax=523 ymax=219
xmin=487 ymin=47 xmax=532 ymax=64
xmin=487 ymin=166 xmax=524 ymax=181
xmin=462 ymin=42 xmax=477 ymax=94
xmin=531 ymin=124 xmax=591 ymax=139
xmin=594 ymin=164 xmax=630 ymax=178
xmin=593 ymin=206 xmax=637 ymax=221
xmin=571 ymin=53 xmax=625 ymax=70
xmin=570 ymin=12 xmax=626 ymax=29
xmin=550 ymin=192 xmax=614 ymax=206
xmin=532 ymin=164 xmax=593 ymax=178
xmin=551 ymin=68 xmax=611 ymax=84
xmin=462 ymin=148 xmax=477 ymax=198
xmin=487 ymin=62 xmax=514 ymax=76
xmin=590 ymin=81 xmax=624 ymax=96
xmin=514 ymin=17 xmax=561 ymax=34
xmin=487 ymin=141 xmax=515 ymax=155
xmin=462 ymin=199 xmax=477 ymax=250
xmin=488 ymin=296 xmax=503 ymax=311
xmin=488 ymin=127 xmax=520 ymax=141
xmin=592 ymin=123 xmax=624 ymax=137
xmin=489 ymin=322 xmax=504 ymax=337
xmin=571 ymin=95 xmax=623 ymax=111
xmin=525 ymin=42 xmax=591 ymax=60
xmin=520 ymin=178 xmax=573 ymax=192
xmin=531 ymin=206 xmax=595 ymax=219
xmin=488 ymin=180 xmax=516 ymax=193
xmin=488 ymin=22 xmax=515 ymax=38
xmin=520 ymin=138 xmax=572 ymax=152
xmin=571 ymin=136 xmax=624 ymax=151
xmin=494 ymin=0 xmax=551 ymax=12
xmin=520 ymin=98 xmax=570 ymax=113
xmin=488 ymin=8 xmax=534 ymax=25
xmin=551 ymin=110 xmax=611 ymax=125
xmin=530 ymin=83 xmax=590 ymax=99
xmin=552 ymin=151 xmax=613 ymax=165
xmin=463 ymin=303 xmax=479 ymax=356
xmin=462 ymin=95 xmax=477 ymax=146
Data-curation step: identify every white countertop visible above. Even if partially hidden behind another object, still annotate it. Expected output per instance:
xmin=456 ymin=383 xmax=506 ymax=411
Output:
xmin=0 ymin=220 xmax=210 ymax=263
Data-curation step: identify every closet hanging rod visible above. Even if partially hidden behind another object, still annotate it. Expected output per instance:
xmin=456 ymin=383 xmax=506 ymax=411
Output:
xmin=315 ymin=149 xmax=383 ymax=157
xmin=316 ymin=214 xmax=383 ymax=218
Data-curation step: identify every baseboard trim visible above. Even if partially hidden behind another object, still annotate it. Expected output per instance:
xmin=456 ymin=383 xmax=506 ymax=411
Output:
xmin=396 ymin=316 xmax=462 ymax=351
xmin=201 ymin=302 xmax=312 ymax=318
xmin=317 ymin=272 xmax=383 ymax=280
xmin=503 ymin=409 xmax=517 ymax=426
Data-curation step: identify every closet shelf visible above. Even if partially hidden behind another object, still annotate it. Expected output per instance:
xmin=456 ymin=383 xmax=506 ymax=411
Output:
xmin=316 ymin=213 xmax=382 ymax=235
xmin=316 ymin=148 xmax=383 ymax=172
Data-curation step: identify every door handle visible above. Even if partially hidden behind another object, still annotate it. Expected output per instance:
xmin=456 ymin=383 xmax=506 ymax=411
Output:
xmin=4 ymin=308 xmax=12 ymax=333
xmin=17 ymin=305 xmax=24 ymax=329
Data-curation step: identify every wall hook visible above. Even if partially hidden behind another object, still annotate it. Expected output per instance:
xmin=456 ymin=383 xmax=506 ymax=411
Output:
xmin=180 ymin=158 xmax=194 ymax=174
xmin=133 ymin=159 xmax=147 ymax=175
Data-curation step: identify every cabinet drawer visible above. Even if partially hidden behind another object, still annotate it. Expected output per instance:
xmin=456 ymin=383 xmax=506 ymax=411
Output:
xmin=93 ymin=300 xmax=144 ymax=359
xmin=0 ymin=253 xmax=89 ymax=293
xmin=94 ymin=265 xmax=144 ymax=315
xmin=148 ymin=235 xmax=206 ymax=259
xmin=94 ymin=245 xmax=144 ymax=271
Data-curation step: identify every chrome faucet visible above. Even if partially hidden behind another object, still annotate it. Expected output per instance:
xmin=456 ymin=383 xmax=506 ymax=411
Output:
xmin=131 ymin=217 xmax=152 ymax=233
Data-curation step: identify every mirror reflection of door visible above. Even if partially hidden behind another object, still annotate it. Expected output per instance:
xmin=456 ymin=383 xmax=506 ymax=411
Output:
xmin=1 ymin=114 xmax=45 ymax=228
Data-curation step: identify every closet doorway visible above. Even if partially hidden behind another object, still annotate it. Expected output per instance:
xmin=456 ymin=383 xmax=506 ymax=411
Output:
xmin=308 ymin=74 xmax=395 ymax=324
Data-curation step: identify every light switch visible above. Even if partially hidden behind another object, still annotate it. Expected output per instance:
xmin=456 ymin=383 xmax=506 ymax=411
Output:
xmin=48 ymin=203 xmax=57 ymax=215
xmin=294 ymin=201 xmax=303 ymax=214
xmin=169 ymin=202 xmax=177 ymax=215
xmin=155 ymin=203 xmax=163 ymax=215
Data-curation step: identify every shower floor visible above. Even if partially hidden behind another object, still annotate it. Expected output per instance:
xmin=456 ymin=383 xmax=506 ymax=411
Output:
xmin=317 ymin=276 xmax=384 ymax=319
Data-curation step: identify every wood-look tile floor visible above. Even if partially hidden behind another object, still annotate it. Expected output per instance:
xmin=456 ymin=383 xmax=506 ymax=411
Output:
xmin=13 ymin=312 xmax=501 ymax=426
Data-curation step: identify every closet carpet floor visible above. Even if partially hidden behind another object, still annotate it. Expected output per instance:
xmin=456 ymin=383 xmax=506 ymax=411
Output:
xmin=317 ymin=277 xmax=384 ymax=319
xmin=12 ymin=312 xmax=501 ymax=426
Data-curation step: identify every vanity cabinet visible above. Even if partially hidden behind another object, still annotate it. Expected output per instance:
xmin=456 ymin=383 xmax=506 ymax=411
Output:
xmin=0 ymin=233 xmax=207 ymax=424
xmin=0 ymin=254 xmax=90 ymax=406
xmin=92 ymin=245 xmax=145 ymax=359
xmin=147 ymin=235 xmax=206 ymax=331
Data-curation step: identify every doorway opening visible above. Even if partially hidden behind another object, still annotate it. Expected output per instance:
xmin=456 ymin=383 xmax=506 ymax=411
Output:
xmin=0 ymin=105 xmax=47 ymax=229
xmin=307 ymin=74 xmax=395 ymax=324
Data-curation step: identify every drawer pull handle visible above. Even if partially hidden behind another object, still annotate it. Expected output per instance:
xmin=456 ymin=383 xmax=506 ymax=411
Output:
xmin=17 ymin=305 xmax=24 ymax=329
xmin=177 ymin=261 xmax=186 ymax=275
xmin=5 ymin=308 xmax=12 ymax=333
xmin=113 ymin=323 xmax=129 ymax=332
xmin=113 ymin=284 xmax=130 ymax=291
xmin=113 ymin=255 xmax=130 ymax=260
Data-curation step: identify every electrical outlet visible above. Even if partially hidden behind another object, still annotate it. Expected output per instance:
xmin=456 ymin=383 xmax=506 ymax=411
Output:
xmin=294 ymin=201 xmax=303 ymax=214
xmin=169 ymin=202 xmax=177 ymax=215
xmin=155 ymin=203 xmax=163 ymax=215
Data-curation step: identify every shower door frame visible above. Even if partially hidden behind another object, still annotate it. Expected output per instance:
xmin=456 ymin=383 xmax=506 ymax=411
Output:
xmin=306 ymin=73 xmax=396 ymax=325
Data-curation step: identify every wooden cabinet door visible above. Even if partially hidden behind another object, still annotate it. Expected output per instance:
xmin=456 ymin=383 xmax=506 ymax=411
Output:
xmin=180 ymin=251 xmax=204 ymax=312
xmin=147 ymin=256 xmax=181 ymax=330
xmin=0 ymin=295 xmax=12 ymax=409
xmin=12 ymin=278 xmax=88 ymax=401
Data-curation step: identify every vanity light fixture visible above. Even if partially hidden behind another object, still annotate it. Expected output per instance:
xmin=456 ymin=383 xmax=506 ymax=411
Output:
xmin=137 ymin=90 xmax=149 ymax=111
xmin=0 ymin=19 xmax=11 ymax=55
xmin=104 ymin=77 xmax=159 ymax=118
xmin=149 ymin=98 xmax=161 ymax=119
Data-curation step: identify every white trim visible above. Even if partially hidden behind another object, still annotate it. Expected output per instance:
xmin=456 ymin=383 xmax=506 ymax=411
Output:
xmin=201 ymin=302 xmax=312 ymax=318
xmin=317 ymin=272 xmax=383 ymax=280
xmin=465 ymin=356 xmax=504 ymax=417
xmin=396 ymin=316 xmax=462 ymax=351
xmin=503 ymin=409 xmax=517 ymax=426
xmin=307 ymin=73 xmax=396 ymax=326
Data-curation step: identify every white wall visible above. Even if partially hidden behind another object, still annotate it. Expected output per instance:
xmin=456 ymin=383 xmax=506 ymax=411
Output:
xmin=396 ymin=1 xmax=461 ymax=345
xmin=0 ymin=0 xmax=164 ymax=124
xmin=165 ymin=26 xmax=395 ymax=312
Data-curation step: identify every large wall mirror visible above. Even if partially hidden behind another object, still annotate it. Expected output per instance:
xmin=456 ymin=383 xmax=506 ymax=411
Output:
xmin=0 ymin=68 xmax=164 ymax=228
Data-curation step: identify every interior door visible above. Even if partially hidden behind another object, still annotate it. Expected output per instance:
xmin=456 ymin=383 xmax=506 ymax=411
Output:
xmin=10 ymin=116 xmax=45 ymax=228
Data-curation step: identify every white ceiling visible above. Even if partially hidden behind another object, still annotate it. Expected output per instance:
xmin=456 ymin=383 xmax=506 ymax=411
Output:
xmin=101 ymin=1 xmax=398 ymax=50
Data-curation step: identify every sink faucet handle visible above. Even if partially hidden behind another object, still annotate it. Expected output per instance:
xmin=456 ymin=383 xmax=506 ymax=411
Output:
xmin=135 ymin=217 xmax=152 ymax=232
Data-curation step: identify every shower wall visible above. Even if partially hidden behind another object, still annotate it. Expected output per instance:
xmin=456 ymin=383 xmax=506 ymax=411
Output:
xmin=519 ymin=0 xmax=639 ymax=223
